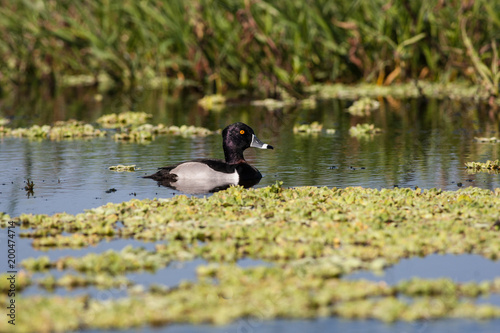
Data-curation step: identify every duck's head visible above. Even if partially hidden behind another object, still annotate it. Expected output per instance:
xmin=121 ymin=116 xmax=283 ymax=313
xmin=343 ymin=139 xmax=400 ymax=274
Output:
xmin=222 ymin=122 xmax=273 ymax=163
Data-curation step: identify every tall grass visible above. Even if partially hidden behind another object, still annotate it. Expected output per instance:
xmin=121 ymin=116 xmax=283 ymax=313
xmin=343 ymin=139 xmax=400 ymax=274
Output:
xmin=0 ymin=0 xmax=498 ymax=98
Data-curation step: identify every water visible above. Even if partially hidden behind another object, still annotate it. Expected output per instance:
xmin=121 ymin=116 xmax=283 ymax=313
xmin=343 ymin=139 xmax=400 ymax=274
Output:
xmin=347 ymin=254 xmax=500 ymax=285
xmin=1 ymin=90 xmax=500 ymax=331
xmin=1 ymin=96 xmax=499 ymax=217
xmin=87 ymin=318 xmax=500 ymax=333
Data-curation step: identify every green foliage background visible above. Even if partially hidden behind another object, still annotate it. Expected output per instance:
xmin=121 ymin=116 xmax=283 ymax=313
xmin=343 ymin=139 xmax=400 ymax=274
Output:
xmin=0 ymin=0 xmax=499 ymax=97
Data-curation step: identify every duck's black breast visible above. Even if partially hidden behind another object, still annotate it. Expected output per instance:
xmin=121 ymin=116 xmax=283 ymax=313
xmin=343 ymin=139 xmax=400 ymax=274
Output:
xmin=234 ymin=162 xmax=262 ymax=181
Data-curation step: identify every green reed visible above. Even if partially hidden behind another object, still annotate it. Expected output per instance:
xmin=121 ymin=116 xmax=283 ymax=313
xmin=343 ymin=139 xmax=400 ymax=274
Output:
xmin=0 ymin=0 xmax=498 ymax=98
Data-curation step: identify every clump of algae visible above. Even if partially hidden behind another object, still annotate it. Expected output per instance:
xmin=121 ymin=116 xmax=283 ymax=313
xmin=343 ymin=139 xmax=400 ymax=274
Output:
xmin=465 ymin=160 xmax=500 ymax=173
xmin=349 ymin=123 xmax=382 ymax=138
xmin=0 ymin=120 xmax=105 ymax=140
xmin=0 ymin=112 xmax=214 ymax=143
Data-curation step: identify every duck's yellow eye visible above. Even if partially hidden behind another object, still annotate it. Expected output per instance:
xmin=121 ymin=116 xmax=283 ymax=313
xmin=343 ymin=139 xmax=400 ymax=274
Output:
xmin=240 ymin=130 xmax=245 ymax=135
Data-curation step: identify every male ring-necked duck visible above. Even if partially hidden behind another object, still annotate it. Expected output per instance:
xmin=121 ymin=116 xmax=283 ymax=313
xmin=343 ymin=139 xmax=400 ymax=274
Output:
xmin=144 ymin=122 xmax=273 ymax=192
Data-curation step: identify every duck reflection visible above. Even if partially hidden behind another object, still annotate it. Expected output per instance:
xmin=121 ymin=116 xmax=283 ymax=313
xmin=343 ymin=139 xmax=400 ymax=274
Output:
xmin=153 ymin=177 xmax=261 ymax=194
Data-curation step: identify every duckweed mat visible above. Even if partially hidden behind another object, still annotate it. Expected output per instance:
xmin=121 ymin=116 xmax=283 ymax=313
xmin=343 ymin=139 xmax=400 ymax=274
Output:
xmin=2 ymin=185 xmax=500 ymax=331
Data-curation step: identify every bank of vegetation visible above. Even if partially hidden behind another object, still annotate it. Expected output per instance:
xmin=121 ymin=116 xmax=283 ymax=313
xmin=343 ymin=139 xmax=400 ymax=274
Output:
xmin=0 ymin=0 xmax=498 ymax=99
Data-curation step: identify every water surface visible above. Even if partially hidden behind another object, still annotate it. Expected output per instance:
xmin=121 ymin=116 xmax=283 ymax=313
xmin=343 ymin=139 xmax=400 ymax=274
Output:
xmin=1 ymin=96 xmax=499 ymax=217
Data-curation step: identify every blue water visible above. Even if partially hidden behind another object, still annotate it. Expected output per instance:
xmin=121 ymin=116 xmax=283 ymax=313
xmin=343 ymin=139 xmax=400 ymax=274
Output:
xmin=2 ymin=96 xmax=500 ymax=217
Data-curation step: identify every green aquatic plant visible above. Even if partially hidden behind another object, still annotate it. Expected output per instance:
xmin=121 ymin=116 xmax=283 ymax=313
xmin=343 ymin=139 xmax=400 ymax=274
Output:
xmin=30 ymin=234 xmax=103 ymax=249
xmin=293 ymin=122 xmax=323 ymax=134
xmin=12 ymin=185 xmax=500 ymax=265
xmin=347 ymin=97 xmax=380 ymax=116
xmin=0 ymin=271 xmax=31 ymax=293
xmin=108 ymin=165 xmax=140 ymax=172
xmin=23 ymin=247 xmax=166 ymax=276
xmin=465 ymin=160 xmax=500 ymax=172
xmin=38 ymin=273 xmax=133 ymax=291
xmin=1 ymin=120 xmax=106 ymax=140
xmin=292 ymin=122 xmax=335 ymax=135
xmin=349 ymin=123 xmax=382 ymax=138
xmin=197 ymin=94 xmax=227 ymax=111
xmin=2 ymin=267 xmax=500 ymax=331
xmin=113 ymin=124 xmax=214 ymax=142
xmin=0 ymin=117 xmax=214 ymax=142
xmin=251 ymin=98 xmax=290 ymax=110
xmin=4 ymin=185 xmax=500 ymax=330
xmin=96 ymin=112 xmax=152 ymax=129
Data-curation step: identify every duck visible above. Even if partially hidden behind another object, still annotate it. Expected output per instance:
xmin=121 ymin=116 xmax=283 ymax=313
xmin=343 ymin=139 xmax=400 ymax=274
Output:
xmin=144 ymin=122 xmax=273 ymax=192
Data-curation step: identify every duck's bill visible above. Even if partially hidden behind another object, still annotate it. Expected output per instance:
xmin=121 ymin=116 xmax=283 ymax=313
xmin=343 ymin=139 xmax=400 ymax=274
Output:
xmin=250 ymin=134 xmax=274 ymax=149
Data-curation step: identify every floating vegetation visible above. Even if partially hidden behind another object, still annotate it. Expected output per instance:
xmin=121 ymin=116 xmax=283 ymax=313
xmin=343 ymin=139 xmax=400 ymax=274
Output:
xmin=251 ymin=98 xmax=291 ymax=110
xmin=23 ymin=246 xmax=165 ymax=275
xmin=326 ymin=128 xmax=336 ymax=135
xmin=197 ymin=94 xmax=227 ymax=111
xmin=37 ymin=273 xmax=133 ymax=291
xmin=347 ymin=97 xmax=380 ymax=116
xmin=465 ymin=160 xmax=500 ymax=173
xmin=11 ymin=185 xmax=500 ymax=260
xmin=0 ymin=120 xmax=106 ymax=140
xmin=474 ymin=137 xmax=500 ymax=143
xmin=5 ymin=185 xmax=500 ymax=330
xmin=31 ymin=234 xmax=103 ymax=249
xmin=3 ymin=268 xmax=500 ymax=331
xmin=113 ymin=124 xmax=214 ymax=142
xmin=96 ymin=111 xmax=152 ymax=129
xmin=0 ymin=271 xmax=31 ymax=293
xmin=108 ymin=165 xmax=140 ymax=172
xmin=293 ymin=122 xmax=323 ymax=134
xmin=1 ymin=118 xmax=214 ymax=142
xmin=299 ymin=97 xmax=318 ymax=109
xmin=293 ymin=122 xmax=334 ymax=134
xmin=349 ymin=123 xmax=382 ymax=138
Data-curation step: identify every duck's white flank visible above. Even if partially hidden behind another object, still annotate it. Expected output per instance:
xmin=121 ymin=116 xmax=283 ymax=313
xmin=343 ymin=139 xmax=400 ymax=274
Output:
xmin=170 ymin=162 xmax=239 ymax=181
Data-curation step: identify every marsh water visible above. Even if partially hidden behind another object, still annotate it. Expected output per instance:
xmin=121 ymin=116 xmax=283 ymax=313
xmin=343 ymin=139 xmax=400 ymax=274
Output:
xmin=1 ymin=88 xmax=500 ymax=332
xmin=2 ymin=90 xmax=500 ymax=217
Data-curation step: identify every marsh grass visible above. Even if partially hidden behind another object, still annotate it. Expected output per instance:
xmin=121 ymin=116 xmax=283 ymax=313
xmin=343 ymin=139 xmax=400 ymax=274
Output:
xmin=0 ymin=0 xmax=499 ymax=98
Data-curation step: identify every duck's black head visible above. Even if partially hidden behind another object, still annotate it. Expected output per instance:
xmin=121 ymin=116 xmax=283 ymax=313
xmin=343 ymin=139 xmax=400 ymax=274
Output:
xmin=222 ymin=122 xmax=273 ymax=164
